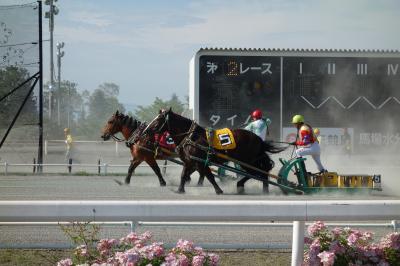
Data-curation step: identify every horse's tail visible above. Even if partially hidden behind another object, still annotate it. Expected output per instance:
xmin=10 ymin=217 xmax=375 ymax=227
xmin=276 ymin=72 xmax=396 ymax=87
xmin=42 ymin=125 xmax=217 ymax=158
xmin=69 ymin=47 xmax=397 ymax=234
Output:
xmin=263 ymin=140 xmax=287 ymax=154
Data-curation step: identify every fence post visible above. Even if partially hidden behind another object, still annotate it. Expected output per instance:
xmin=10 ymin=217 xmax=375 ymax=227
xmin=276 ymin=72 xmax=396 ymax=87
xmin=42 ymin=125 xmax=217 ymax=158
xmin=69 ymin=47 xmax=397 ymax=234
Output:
xmin=68 ymin=158 xmax=72 ymax=174
xmin=130 ymin=221 xmax=138 ymax=233
xmin=33 ymin=158 xmax=36 ymax=173
xmin=4 ymin=162 xmax=8 ymax=175
xmin=44 ymin=139 xmax=48 ymax=156
xmin=103 ymin=163 xmax=108 ymax=175
xmin=98 ymin=159 xmax=101 ymax=175
xmin=392 ymin=220 xmax=398 ymax=232
xmin=115 ymin=141 xmax=119 ymax=156
xmin=291 ymin=221 xmax=305 ymax=266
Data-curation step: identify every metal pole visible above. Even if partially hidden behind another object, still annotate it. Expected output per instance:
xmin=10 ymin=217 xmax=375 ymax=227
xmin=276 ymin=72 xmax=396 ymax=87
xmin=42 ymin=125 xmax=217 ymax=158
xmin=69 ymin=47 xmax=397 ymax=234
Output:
xmin=57 ymin=95 xmax=60 ymax=125
xmin=392 ymin=220 xmax=398 ymax=232
xmin=97 ymin=159 xmax=101 ymax=175
xmin=103 ymin=163 xmax=108 ymax=175
xmin=49 ymin=0 xmax=54 ymax=120
xmin=56 ymin=42 xmax=65 ymax=127
xmin=68 ymin=158 xmax=72 ymax=174
xmin=291 ymin=221 xmax=305 ymax=266
xmin=280 ymin=56 xmax=283 ymax=141
xmin=33 ymin=158 xmax=36 ymax=173
xmin=38 ymin=1 xmax=43 ymax=172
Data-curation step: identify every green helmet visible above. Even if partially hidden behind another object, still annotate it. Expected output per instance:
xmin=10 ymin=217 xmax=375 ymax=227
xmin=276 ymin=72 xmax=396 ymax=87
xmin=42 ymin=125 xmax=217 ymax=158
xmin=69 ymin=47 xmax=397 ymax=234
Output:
xmin=292 ymin=114 xmax=304 ymax=124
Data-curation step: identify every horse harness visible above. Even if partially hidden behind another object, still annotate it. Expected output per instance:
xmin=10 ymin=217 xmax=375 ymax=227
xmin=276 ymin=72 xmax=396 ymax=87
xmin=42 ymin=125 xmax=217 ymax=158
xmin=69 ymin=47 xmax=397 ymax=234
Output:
xmin=125 ymin=122 xmax=147 ymax=147
xmin=110 ymin=122 xmax=147 ymax=148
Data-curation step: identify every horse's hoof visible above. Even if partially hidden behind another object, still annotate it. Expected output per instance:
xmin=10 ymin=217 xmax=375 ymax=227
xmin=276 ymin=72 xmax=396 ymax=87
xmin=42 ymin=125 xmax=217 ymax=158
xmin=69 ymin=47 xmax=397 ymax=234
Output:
xmin=177 ymin=189 xmax=185 ymax=194
xmin=197 ymin=182 xmax=204 ymax=187
xmin=216 ymin=190 xmax=223 ymax=195
xmin=237 ymin=186 xmax=245 ymax=194
xmin=160 ymin=182 xmax=166 ymax=187
xmin=124 ymin=181 xmax=130 ymax=186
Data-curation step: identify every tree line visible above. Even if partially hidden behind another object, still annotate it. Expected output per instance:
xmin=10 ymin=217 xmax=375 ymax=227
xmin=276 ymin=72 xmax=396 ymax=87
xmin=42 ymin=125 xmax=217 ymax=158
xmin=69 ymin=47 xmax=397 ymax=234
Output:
xmin=0 ymin=66 xmax=186 ymax=140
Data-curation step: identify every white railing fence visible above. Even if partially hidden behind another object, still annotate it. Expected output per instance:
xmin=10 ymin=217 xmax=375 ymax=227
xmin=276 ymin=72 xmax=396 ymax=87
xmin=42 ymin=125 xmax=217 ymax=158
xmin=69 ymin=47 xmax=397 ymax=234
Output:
xmin=1 ymin=200 xmax=400 ymax=266
xmin=44 ymin=140 xmax=121 ymax=156
xmin=0 ymin=161 xmax=180 ymax=175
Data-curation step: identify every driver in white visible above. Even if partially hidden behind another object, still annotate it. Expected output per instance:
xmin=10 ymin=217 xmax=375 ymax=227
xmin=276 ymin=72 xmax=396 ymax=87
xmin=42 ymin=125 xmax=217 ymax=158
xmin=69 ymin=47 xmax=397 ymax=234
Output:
xmin=244 ymin=109 xmax=271 ymax=141
xmin=291 ymin=114 xmax=327 ymax=173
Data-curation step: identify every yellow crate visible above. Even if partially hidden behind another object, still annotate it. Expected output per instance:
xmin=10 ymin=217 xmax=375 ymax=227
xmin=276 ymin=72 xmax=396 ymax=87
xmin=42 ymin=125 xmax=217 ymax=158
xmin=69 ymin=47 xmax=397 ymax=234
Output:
xmin=338 ymin=175 xmax=373 ymax=188
xmin=320 ymin=172 xmax=338 ymax=187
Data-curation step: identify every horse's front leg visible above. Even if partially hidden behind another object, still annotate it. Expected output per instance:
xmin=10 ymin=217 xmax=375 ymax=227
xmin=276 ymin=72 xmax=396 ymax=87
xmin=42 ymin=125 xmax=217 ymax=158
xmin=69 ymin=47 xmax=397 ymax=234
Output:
xmin=145 ymin=157 xmax=166 ymax=186
xmin=125 ymin=159 xmax=142 ymax=185
xmin=197 ymin=172 xmax=205 ymax=186
xmin=178 ymin=165 xmax=194 ymax=193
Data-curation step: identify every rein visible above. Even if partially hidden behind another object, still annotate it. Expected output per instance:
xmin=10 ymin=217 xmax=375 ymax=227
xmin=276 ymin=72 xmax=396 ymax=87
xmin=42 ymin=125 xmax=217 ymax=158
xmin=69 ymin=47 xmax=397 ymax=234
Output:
xmin=111 ymin=135 xmax=125 ymax=142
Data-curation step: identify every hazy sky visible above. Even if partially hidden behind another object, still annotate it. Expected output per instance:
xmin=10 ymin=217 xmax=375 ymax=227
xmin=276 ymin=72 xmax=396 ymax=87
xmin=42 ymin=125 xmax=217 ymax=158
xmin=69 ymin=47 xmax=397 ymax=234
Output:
xmin=3 ymin=0 xmax=400 ymax=109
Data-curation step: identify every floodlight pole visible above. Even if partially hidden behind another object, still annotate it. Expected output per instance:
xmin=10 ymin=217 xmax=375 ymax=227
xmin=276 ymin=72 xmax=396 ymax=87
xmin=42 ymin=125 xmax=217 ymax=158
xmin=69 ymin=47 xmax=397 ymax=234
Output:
xmin=49 ymin=0 xmax=54 ymax=120
xmin=38 ymin=0 xmax=44 ymax=172
xmin=56 ymin=42 xmax=65 ymax=127
xmin=45 ymin=0 xmax=58 ymax=120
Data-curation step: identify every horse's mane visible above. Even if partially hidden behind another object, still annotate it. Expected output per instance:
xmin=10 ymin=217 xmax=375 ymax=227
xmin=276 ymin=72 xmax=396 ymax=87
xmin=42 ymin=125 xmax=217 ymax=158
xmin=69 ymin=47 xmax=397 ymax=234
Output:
xmin=169 ymin=111 xmax=192 ymax=125
xmin=118 ymin=113 xmax=142 ymax=131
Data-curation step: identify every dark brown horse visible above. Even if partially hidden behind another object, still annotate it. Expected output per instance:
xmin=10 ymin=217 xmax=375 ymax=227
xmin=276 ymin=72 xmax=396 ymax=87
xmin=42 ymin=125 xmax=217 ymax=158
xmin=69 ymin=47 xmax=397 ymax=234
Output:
xmin=142 ymin=109 xmax=286 ymax=194
xmin=101 ymin=111 xmax=205 ymax=186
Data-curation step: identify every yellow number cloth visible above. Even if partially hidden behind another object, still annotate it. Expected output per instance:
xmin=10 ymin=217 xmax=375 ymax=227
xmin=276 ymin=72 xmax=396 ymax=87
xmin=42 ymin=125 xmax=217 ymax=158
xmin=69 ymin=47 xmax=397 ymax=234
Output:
xmin=206 ymin=128 xmax=236 ymax=150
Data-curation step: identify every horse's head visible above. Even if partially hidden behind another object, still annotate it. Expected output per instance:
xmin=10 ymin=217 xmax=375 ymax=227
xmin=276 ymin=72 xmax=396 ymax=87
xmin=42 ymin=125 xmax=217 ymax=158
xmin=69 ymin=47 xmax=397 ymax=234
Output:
xmin=101 ymin=110 xmax=125 ymax=141
xmin=142 ymin=108 xmax=172 ymax=136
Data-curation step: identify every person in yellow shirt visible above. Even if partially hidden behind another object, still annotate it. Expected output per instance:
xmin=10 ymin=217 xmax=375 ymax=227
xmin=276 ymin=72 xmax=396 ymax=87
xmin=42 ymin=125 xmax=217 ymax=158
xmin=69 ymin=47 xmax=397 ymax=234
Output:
xmin=64 ymin=128 xmax=73 ymax=161
xmin=313 ymin=128 xmax=322 ymax=144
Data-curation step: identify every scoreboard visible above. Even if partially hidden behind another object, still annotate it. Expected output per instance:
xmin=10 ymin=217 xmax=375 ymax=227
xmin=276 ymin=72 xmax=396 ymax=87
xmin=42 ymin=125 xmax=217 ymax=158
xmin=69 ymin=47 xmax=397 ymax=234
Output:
xmin=189 ymin=49 xmax=400 ymax=152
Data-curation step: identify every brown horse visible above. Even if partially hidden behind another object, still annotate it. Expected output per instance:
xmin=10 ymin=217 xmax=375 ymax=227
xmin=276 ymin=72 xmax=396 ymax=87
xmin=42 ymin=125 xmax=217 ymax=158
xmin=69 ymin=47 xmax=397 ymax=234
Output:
xmin=101 ymin=111 xmax=204 ymax=186
xmin=142 ymin=109 xmax=286 ymax=194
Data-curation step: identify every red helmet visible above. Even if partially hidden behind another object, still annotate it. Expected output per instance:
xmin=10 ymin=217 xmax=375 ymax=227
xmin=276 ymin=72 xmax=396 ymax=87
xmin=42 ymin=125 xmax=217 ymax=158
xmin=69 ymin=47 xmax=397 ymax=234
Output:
xmin=251 ymin=109 xmax=262 ymax=119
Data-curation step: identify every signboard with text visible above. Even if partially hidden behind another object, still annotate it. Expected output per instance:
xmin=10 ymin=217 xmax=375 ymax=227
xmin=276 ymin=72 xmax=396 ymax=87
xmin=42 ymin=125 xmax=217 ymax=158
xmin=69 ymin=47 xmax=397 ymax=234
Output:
xmin=190 ymin=49 xmax=400 ymax=152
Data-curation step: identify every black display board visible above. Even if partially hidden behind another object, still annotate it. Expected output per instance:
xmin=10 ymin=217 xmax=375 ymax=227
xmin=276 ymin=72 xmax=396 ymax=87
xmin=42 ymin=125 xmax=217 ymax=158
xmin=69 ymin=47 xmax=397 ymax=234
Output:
xmin=198 ymin=53 xmax=400 ymax=151
xmin=199 ymin=55 xmax=281 ymax=138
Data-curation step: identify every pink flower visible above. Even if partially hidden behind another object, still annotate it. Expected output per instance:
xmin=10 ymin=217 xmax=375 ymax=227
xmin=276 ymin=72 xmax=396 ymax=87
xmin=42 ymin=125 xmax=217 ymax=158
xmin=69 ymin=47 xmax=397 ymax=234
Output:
xmin=163 ymin=252 xmax=179 ymax=266
xmin=309 ymin=239 xmax=321 ymax=258
xmin=192 ymin=255 xmax=205 ymax=266
xmin=347 ymin=233 xmax=359 ymax=246
xmin=114 ymin=251 xmax=128 ymax=264
xmin=304 ymin=237 xmax=313 ymax=245
xmin=208 ymin=253 xmax=219 ymax=266
xmin=177 ymin=254 xmax=189 ymax=266
xmin=140 ymin=231 xmax=153 ymax=241
xmin=126 ymin=251 xmax=140 ymax=264
xmin=331 ymin=227 xmax=343 ymax=238
xmin=194 ymin=246 xmax=204 ymax=255
xmin=307 ymin=221 xmax=327 ymax=237
xmin=139 ymin=242 xmax=165 ymax=260
xmin=127 ymin=232 xmax=139 ymax=241
xmin=97 ymin=238 xmax=117 ymax=256
xmin=318 ymin=251 xmax=335 ymax=266
xmin=362 ymin=231 xmax=374 ymax=241
xmin=57 ymin=258 xmax=73 ymax=266
xmin=175 ymin=239 xmax=195 ymax=252
xmin=380 ymin=232 xmax=400 ymax=250
xmin=329 ymin=240 xmax=346 ymax=255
